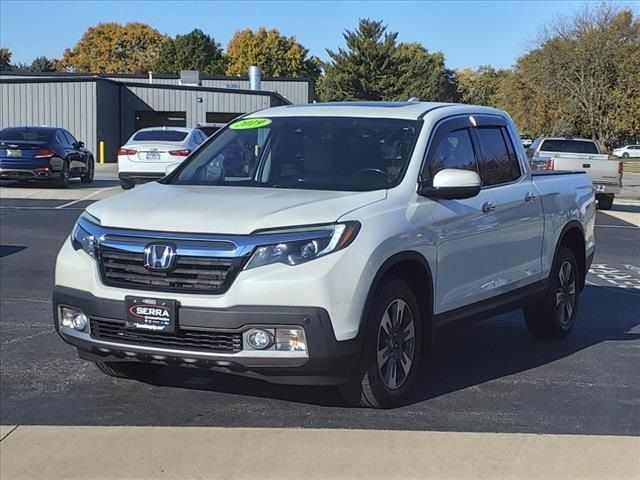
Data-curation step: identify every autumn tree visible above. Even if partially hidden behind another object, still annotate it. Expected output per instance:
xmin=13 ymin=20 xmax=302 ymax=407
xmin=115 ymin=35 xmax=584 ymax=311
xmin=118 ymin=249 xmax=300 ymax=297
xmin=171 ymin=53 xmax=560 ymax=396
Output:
xmin=61 ymin=22 xmax=166 ymax=73
xmin=457 ymin=66 xmax=509 ymax=106
xmin=154 ymin=29 xmax=226 ymax=75
xmin=226 ymin=28 xmax=320 ymax=80
xmin=499 ymin=4 xmax=639 ymax=146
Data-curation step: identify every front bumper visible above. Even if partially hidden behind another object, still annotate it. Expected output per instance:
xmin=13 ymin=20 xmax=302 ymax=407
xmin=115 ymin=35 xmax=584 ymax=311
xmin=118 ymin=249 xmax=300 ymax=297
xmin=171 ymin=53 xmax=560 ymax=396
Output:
xmin=53 ymin=286 xmax=361 ymax=385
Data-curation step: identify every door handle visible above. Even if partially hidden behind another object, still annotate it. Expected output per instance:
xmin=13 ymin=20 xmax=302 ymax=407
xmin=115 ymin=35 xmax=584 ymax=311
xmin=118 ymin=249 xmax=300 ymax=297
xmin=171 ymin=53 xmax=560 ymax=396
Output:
xmin=482 ymin=201 xmax=496 ymax=214
xmin=525 ymin=192 xmax=537 ymax=202
xmin=582 ymin=163 xmax=591 ymax=168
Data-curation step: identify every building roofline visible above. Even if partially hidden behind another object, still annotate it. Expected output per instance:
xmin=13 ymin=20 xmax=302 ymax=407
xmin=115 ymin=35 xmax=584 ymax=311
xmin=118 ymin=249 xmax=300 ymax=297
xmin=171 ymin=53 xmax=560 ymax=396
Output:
xmin=0 ymin=75 xmax=291 ymax=105
xmin=0 ymin=70 xmax=311 ymax=83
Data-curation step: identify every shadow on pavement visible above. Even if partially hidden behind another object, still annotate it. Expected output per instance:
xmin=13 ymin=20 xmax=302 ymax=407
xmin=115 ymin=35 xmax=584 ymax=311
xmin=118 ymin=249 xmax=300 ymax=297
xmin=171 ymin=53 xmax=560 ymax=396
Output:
xmin=0 ymin=245 xmax=26 ymax=258
xmin=613 ymin=204 xmax=640 ymax=214
xmin=140 ymin=284 xmax=640 ymax=408
xmin=0 ymin=179 xmax=119 ymax=189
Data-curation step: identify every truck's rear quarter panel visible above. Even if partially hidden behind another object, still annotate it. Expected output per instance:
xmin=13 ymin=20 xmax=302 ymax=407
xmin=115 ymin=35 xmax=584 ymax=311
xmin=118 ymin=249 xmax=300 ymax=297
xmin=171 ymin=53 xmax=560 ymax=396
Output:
xmin=532 ymin=172 xmax=596 ymax=276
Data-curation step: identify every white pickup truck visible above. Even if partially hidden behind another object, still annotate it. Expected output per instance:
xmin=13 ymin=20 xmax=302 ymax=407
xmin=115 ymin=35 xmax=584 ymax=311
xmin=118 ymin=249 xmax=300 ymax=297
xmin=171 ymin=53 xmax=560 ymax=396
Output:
xmin=528 ymin=137 xmax=623 ymax=210
xmin=54 ymin=102 xmax=596 ymax=408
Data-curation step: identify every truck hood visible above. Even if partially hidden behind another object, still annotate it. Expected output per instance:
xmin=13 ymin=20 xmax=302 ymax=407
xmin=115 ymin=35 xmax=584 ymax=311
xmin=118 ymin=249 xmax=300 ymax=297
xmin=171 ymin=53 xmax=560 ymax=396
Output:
xmin=87 ymin=182 xmax=386 ymax=234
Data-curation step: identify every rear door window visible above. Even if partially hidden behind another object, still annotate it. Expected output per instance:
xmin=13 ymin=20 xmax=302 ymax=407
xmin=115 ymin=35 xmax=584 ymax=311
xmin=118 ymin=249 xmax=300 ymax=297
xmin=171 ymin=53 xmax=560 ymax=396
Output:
xmin=475 ymin=127 xmax=521 ymax=186
xmin=55 ymin=131 xmax=68 ymax=145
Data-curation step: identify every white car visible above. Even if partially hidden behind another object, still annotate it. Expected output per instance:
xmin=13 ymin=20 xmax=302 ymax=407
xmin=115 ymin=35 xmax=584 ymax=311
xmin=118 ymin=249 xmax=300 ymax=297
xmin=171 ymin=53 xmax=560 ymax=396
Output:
xmin=54 ymin=102 xmax=595 ymax=408
xmin=117 ymin=127 xmax=208 ymax=189
xmin=612 ymin=145 xmax=640 ymax=159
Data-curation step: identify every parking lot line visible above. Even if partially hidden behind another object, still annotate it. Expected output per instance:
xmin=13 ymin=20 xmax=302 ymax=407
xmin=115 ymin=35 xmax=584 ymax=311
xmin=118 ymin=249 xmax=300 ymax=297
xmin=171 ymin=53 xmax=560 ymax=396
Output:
xmin=54 ymin=186 xmax=119 ymax=209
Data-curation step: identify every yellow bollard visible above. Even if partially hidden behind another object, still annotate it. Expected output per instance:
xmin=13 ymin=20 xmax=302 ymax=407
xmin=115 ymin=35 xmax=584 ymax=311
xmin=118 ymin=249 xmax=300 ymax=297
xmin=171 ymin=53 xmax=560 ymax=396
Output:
xmin=99 ymin=141 xmax=105 ymax=165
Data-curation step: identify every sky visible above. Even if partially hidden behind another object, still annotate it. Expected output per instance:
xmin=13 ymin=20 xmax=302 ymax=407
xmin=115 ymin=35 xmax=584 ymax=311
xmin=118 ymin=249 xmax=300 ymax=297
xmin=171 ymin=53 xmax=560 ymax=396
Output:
xmin=1 ymin=0 xmax=637 ymax=70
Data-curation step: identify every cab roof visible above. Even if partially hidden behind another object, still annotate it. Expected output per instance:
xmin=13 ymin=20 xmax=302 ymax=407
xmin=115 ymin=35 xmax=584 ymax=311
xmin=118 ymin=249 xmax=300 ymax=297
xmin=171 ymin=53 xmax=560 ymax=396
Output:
xmin=247 ymin=101 xmax=507 ymax=121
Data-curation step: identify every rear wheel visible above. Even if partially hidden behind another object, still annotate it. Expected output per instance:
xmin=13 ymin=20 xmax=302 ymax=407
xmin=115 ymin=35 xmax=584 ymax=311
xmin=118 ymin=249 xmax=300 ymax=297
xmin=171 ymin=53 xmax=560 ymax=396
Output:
xmin=80 ymin=158 xmax=94 ymax=183
xmin=597 ymin=194 xmax=614 ymax=210
xmin=120 ymin=178 xmax=134 ymax=190
xmin=54 ymin=162 xmax=70 ymax=188
xmin=339 ymin=279 xmax=422 ymax=408
xmin=524 ymin=247 xmax=580 ymax=339
xmin=94 ymin=361 xmax=162 ymax=380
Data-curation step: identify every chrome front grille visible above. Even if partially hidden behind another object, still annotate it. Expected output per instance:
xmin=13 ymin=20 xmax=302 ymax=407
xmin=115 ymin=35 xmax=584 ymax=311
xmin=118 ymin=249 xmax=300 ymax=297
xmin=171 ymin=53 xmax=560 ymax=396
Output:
xmin=99 ymin=247 xmax=245 ymax=294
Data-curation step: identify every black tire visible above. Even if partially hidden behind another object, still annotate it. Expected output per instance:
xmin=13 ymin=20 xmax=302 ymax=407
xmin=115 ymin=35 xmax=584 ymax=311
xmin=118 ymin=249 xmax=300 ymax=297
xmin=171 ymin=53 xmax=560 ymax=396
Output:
xmin=120 ymin=178 xmax=134 ymax=190
xmin=339 ymin=279 xmax=422 ymax=408
xmin=524 ymin=247 xmax=580 ymax=339
xmin=622 ymin=152 xmax=629 ymax=158
xmin=94 ymin=361 xmax=162 ymax=379
xmin=81 ymin=157 xmax=94 ymax=183
xmin=597 ymin=194 xmax=614 ymax=210
xmin=54 ymin=162 xmax=70 ymax=188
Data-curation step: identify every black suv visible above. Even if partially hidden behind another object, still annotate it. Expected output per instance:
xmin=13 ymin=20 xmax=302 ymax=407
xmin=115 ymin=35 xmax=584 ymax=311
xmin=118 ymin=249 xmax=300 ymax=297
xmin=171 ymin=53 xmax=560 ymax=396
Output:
xmin=0 ymin=126 xmax=94 ymax=188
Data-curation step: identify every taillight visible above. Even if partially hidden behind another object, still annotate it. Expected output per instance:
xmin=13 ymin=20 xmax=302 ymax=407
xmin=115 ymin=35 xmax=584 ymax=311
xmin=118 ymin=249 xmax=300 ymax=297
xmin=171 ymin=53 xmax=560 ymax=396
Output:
xmin=118 ymin=148 xmax=137 ymax=156
xmin=545 ymin=158 xmax=554 ymax=170
xmin=35 ymin=147 xmax=54 ymax=158
xmin=169 ymin=149 xmax=190 ymax=157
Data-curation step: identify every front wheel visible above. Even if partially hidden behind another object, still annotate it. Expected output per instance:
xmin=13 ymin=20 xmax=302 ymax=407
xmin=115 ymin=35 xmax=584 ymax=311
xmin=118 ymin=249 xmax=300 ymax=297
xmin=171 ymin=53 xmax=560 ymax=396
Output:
xmin=120 ymin=178 xmax=134 ymax=190
xmin=339 ymin=279 xmax=422 ymax=408
xmin=622 ymin=152 xmax=629 ymax=158
xmin=524 ymin=247 xmax=580 ymax=339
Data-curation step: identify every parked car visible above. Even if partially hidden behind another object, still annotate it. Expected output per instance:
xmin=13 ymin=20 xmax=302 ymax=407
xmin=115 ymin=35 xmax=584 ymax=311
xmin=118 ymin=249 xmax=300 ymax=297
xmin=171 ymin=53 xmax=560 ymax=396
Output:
xmin=54 ymin=102 xmax=595 ymax=408
xmin=612 ymin=145 xmax=640 ymax=159
xmin=0 ymin=126 xmax=94 ymax=187
xmin=117 ymin=127 xmax=208 ymax=189
xmin=528 ymin=137 xmax=622 ymax=210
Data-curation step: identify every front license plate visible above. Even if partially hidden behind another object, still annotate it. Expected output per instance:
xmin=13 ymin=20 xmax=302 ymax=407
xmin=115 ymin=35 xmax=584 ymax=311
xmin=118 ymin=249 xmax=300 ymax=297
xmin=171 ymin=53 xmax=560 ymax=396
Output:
xmin=125 ymin=296 xmax=177 ymax=333
xmin=7 ymin=149 xmax=22 ymax=157
xmin=146 ymin=152 xmax=160 ymax=160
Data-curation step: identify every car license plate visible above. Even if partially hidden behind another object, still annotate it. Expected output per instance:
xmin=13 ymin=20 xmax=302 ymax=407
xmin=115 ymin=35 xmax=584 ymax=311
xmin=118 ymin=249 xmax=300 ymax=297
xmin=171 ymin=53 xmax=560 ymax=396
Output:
xmin=125 ymin=296 xmax=177 ymax=333
xmin=6 ymin=149 xmax=22 ymax=157
xmin=146 ymin=152 xmax=160 ymax=160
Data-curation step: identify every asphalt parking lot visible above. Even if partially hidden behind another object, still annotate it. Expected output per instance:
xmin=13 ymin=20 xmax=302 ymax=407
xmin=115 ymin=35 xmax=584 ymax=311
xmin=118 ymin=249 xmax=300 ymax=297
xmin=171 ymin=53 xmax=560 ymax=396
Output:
xmin=1 ymin=175 xmax=638 ymax=438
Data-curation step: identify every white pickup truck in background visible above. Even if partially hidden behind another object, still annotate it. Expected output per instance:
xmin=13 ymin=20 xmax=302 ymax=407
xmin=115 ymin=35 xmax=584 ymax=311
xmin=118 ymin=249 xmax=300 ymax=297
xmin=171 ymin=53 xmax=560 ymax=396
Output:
xmin=54 ymin=102 xmax=596 ymax=408
xmin=528 ymin=137 xmax=623 ymax=210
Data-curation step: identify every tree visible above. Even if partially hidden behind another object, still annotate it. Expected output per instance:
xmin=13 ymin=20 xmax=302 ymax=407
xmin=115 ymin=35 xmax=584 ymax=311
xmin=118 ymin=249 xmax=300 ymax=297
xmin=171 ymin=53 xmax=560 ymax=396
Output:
xmin=319 ymin=19 xmax=400 ymax=101
xmin=500 ymin=4 xmax=640 ymax=146
xmin=226 ymin=27 xmax=320 ymax=80
xmin=154 ymin=29 xmax=226 ymax=75
xmin=0 ymin=47 xmax=11 ymax=71
xmin=456 ymin=66 xmax=509 ymax=106
xmin=318 ymin=19 xmax=456 ymax=102
xmin=30 ymin=56 xmax=56 ymax=72
xmin=61 ymin=22 xmax=166 ymax=73
xmin=395 ymin=43 xmax=458 ymax=102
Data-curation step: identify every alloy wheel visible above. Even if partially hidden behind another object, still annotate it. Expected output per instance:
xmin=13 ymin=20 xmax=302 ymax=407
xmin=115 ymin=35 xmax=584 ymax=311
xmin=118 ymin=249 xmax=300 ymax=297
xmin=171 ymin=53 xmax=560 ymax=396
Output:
xmin=556 ymin=261 xmax=576 ymax=327
xmin=376 ymin=299 xmax=416 ymax=390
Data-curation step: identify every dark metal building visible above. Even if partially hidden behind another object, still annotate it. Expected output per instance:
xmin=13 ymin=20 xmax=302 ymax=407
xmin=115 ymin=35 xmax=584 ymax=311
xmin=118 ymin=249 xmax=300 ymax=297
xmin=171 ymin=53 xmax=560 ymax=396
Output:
xmin=0 ymin=72 xmax=309 ymax=162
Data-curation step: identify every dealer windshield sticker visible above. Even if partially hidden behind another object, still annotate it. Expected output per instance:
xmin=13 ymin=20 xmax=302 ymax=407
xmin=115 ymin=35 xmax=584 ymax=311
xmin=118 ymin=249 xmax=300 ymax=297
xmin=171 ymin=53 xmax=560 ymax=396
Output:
xmin=229 ymin=118 xmax=272 ymax=130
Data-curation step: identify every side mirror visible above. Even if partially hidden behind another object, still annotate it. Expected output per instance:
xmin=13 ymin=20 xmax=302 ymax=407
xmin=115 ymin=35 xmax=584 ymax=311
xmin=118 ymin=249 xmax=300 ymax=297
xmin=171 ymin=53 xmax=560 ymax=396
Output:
xmin=164 ymin=161 xmax=182 ymax=175
xmin=77 ymin=141 xmax=85 ymax=149
xmin=418 ymin=169 xmax=482 ymax=200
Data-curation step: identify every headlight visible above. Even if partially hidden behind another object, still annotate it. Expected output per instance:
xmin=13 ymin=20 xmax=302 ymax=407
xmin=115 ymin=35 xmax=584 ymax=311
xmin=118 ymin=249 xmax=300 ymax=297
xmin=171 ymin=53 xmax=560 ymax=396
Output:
xmin=245 ymin=221 xmax=360 ymax=270
xmin=71 ymin=211 xmax=100 ymax=259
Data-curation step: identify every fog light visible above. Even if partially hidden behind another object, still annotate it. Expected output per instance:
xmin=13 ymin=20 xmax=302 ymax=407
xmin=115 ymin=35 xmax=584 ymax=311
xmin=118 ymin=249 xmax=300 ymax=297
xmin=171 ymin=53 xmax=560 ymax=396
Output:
xmin=60 ymin=306 xmax=88 ymax=331
xmin=276 ymin=328 xmax=307 ymax=352
xmin=246 ymin=329 xmax=274 ymax=350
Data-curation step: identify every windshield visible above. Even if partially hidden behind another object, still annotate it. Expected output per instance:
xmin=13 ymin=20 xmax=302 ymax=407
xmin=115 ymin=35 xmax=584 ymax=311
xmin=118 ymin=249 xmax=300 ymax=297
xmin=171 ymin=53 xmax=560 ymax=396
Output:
xmin=0 ymin=128 xmax=53 ymax=142
xmin=540 ymin=139 xmax=599 ymax=154
xmin=132 ymin=130 xmax=188 ymax=142
xmin=169 ymin=116 xmax=421 ymax=191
